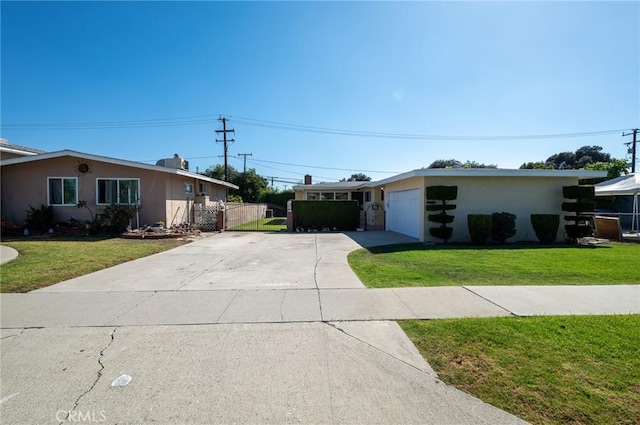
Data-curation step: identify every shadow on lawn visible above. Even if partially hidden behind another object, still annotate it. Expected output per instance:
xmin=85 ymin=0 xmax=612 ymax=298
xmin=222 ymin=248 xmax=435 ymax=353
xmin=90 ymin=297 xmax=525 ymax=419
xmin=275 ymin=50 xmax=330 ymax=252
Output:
xmin=0 ymin=235 xmax=120 ymax=243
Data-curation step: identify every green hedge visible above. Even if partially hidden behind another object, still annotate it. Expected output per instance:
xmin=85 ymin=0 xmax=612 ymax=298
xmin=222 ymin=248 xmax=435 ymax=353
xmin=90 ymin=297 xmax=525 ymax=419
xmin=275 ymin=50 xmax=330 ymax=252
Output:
xmin=530 ymin=214 xmax=559 ymax=244
xmin=467 ymin=214 xmax=492 ymax=245
xmin=292 ymin=200 xmax=359 ymax=231
xmin=491 ymin=212 xmax=517 ymax=244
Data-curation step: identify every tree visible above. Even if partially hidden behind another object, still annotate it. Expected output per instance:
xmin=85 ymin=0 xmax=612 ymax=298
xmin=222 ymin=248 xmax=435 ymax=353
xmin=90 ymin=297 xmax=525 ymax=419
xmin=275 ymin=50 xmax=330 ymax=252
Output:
xmin=585 ymin=159 xmax=629 ymax=180
xmin=520 ymin=161 xmax=554 ymax=169
xmin=340 ymin=173 xmax=372 ymax=182
xmin=202 ymin=165 xmax=268 ymax=202
xmin=428 ymin=159 xmax=462 ymax=169
xmin=545 ymin=146 xmax=612 ymax=169
xmin=428 ymin=159 xmax=496 ymax=169
xmin=461 ymin=160 xmax=497 ymax=169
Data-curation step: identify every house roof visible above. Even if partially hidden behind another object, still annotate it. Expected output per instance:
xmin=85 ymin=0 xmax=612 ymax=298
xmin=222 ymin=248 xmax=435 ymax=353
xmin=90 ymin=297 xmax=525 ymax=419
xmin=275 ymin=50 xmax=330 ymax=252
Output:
xmin=0 ymin=149 xmax=239 ymax=189
xmin=0 ymin=139 xmax=46 ymax=156
xmin=293 ymin=168 xmax=607 ymax=191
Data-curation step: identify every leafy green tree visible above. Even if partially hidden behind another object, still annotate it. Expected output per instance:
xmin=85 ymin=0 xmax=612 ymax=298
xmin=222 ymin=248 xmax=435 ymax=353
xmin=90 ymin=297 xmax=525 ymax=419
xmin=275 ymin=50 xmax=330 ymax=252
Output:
xmin=203 ymin=164 xmax=240 ymax=182
xmin=545 ymin=146 xmax=612 ymax=169
xmin=202 ymin=165 xmax=268 ymax=202
xmin=428 ymin=159 xmax=462 ymax=169
xmin=585 ymin=159 xmax=629 ymax=179
xmin=340 ymin=173 xmax=372 ymax=182
xmin=461 ymin=160 xmax=497 ymax=169
xmin=520 ymin=161 xmax=554 ymax=169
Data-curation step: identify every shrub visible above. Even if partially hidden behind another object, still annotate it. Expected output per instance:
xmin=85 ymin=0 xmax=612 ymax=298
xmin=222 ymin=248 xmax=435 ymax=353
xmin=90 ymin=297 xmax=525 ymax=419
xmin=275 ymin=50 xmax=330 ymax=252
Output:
xmin=426 ymin=185 xmax=458 ymax=243
xmin=292 ymin=200 xmax=359 ymax=231
xmin=491 ymin=212 xmax=517 ymax=244
xmin=467 ymin=214 xmax=492 ymax=245
xmin=531 ymin=214 xmax=560 ymax=244
xmin=562 ymin=185 xmax=595 ymax=240
xmin=25 ymin=204 xmax=54 ymax=234
xmin=99 ymin=204 xmax=138 ymax=234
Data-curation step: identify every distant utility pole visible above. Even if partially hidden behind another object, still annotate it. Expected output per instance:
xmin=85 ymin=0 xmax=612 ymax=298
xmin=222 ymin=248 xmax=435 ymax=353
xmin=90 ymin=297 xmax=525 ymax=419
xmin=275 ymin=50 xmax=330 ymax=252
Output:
xmin=623 ymin=128 xmax=639 ymax=173
xmin=238 ymin=153 xmax=252 ymax=172
xmin=216 ymin=116 xmax=235 ymax=181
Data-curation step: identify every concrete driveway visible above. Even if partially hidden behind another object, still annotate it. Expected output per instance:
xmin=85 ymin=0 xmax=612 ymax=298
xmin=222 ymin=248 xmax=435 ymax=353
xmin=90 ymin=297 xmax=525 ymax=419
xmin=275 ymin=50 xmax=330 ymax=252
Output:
xmin=1 ymin=231 xmax=530 ymax=424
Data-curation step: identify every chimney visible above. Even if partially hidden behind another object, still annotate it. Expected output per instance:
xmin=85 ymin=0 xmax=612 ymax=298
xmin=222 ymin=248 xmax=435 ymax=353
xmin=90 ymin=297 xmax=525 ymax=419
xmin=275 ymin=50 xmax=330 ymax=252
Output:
xmin=304 ymin=174 xmax=312 ymax=185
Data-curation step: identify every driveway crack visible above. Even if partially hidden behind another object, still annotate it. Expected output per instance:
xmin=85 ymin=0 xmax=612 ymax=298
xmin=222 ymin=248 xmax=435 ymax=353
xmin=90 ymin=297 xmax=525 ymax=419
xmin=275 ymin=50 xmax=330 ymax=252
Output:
xmin=313 ymin=235 xmax=325 ymax=321
xmin=59 ymin=328 xmax=116 ymax=425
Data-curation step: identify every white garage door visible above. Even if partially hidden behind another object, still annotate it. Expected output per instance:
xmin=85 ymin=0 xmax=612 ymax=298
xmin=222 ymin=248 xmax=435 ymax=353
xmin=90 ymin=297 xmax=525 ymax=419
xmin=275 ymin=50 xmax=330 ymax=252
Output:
xmin=386 ymin=189 xmax=421 ymax=239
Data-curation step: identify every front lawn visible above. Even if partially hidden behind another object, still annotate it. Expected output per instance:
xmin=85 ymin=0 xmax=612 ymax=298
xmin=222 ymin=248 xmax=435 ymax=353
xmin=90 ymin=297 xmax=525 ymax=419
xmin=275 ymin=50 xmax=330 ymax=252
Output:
xmin=1 ymin=236 xmax=190 ymax=293
xmin=401 ymin=315 xmax=640 ymax=425
xmin=348 ymin=243 xmax=640 ymax=287
xmin=228 ymin=218 xmax=287 ymax=231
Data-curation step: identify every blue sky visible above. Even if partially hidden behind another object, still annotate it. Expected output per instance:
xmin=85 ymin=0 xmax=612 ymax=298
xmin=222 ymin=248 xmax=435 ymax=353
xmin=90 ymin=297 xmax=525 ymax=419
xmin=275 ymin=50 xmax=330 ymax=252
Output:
xmin=2 ymin=1 xmax=638 ymax=189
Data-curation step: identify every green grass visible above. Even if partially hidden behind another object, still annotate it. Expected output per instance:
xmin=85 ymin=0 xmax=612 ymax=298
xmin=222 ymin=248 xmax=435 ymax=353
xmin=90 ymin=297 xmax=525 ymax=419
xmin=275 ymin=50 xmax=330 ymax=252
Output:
xmin=1 ymin=236 xmax=190 ymax=292
xmin=401 ymin=315 xmax=640 ymax=425
xmin=228 ymin=218 xmax=287 ymax=231
xmin=348 ymin=243 xmax=640 ymax=287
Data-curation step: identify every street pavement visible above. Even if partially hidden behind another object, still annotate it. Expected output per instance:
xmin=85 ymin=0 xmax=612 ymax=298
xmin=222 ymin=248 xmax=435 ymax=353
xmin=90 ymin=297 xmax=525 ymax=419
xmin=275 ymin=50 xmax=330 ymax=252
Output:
xmin=1 ymin=231 xmax=638 ymax=424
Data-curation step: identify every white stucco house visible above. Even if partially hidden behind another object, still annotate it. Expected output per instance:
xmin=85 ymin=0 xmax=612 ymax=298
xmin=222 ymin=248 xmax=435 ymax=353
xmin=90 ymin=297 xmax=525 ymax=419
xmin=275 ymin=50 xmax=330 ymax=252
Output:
xmin=293 ymin=168 xmax=607 ymax=243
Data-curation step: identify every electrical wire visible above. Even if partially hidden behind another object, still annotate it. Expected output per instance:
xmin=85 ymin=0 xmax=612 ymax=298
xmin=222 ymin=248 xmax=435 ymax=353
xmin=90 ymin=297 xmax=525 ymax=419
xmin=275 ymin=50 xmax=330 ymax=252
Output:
xmin=3 ymin=113 xmax=631 ymax=141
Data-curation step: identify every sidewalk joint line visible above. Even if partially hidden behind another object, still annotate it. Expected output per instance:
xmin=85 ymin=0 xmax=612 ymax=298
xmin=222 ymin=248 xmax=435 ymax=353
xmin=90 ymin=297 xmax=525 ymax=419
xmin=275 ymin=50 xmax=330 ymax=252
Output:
xmin=215 ymin=290 xmax=240 ymax=323
xmin=108 ymin=291 xmax=158 ymax=324
xmin=324 ymin=322 xmax=436 ymax=377
xmin=461 ymin=286 xmax=518 ymax=316
xmin=391 ymin=289 xmax=419 ymax=317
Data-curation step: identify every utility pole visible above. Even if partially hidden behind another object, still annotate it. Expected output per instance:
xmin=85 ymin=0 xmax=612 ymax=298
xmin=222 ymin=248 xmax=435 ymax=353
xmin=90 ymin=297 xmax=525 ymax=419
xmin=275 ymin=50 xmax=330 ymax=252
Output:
xmin=216 ymin=116 xmax=235 ymax=181
xmin=238 ymin=153 xmax=252 ymax=172
xmin=623 ymin=129 xmax=639 ymax=173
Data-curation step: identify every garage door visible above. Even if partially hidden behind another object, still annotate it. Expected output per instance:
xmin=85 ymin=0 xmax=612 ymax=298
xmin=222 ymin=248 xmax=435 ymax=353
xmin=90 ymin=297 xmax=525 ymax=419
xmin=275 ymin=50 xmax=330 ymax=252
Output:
xmin=386 ymin=189 xmax=421 ymax=239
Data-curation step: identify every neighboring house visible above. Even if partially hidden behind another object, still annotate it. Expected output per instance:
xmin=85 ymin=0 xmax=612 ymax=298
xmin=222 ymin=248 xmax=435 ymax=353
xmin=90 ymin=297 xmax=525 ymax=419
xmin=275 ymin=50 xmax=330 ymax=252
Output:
xmin=0 ymin=138 xmax=46 ymax=160
xmin=293 ymin=168 xmax=607 ymax=242
xmin=0 ymin=150 xmax=238 ymax=229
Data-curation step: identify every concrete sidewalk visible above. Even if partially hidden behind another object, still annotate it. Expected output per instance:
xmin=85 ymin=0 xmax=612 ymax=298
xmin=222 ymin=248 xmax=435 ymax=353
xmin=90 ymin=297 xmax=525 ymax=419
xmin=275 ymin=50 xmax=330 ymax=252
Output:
xmin=2 ymin=285 xmax=638 ymax=328
xmin=1 ymin=232 xmax=638 ymax=424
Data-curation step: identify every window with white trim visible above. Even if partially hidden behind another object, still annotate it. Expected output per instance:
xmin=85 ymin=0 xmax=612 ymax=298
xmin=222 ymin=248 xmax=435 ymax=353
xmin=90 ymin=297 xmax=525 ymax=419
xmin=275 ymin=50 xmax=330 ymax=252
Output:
xmin=97 ymin=178 xmax=140 ymax=205
xmin=48 ymin=177 xmax=78 ymax=206
xmin=185 ymin=183 xmax=194 ymax=194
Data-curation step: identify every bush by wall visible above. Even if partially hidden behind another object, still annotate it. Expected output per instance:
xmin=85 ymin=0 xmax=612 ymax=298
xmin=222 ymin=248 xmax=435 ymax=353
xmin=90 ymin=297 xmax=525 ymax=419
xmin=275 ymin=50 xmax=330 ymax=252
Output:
xmin=530 ymin=214 xmax=560 ymax=244
xmin=491 ymin=212 xmax=517 ymax=244
xmin=426 ymin=185 xmax=457 ymax=243
xmin=292 ymin=200 xmax=359 ymax=231
xmin=25 ymin=204 xmax=54 ymax=234
xmin=467 ymin=214 xmax=492 ymax=245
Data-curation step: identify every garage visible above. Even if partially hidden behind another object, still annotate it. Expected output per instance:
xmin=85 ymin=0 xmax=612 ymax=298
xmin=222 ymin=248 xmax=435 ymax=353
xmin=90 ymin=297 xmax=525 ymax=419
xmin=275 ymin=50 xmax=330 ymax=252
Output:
xmin=386 ymin=188 xmax=421 ymax=239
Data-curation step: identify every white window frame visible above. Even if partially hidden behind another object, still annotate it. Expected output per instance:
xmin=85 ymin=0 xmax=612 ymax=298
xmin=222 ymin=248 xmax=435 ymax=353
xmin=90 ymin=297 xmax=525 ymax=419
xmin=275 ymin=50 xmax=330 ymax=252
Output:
xmin=47 ymin=177 xmax=78 ymax=206
xmin=185 ymin=183 xmax=194 ymax=194
xmin=96 ymin=178 xmax=141 ymax=205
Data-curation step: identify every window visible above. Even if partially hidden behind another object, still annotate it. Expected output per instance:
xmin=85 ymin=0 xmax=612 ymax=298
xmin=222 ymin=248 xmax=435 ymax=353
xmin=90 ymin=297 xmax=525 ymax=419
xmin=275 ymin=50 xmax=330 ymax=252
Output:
xmin=97 ymin=178 xmax=140 ymax=205
xmin=365 ymin=191 xmax=371 ymax=203
xmin=185 ymin=183 xmax=194 ymax=194
xmin=335 ymin=192 xmax=349 ymax=200
xmin=306 ymin=192 xmax=320 ymax=200
xmin=321 ymin=192 xmax=335 ymax=200
xmin=48 ymin=177 xmax=78 ymax=206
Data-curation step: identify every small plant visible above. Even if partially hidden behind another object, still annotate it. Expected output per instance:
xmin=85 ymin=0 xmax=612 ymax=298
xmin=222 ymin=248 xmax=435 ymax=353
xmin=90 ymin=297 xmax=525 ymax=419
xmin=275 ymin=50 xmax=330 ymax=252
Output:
xmin=426 ymin=186 xmax=458 ymax=243
xmin=531 ymin=214 xmax=560 ymax=244
xmin=25 ymin=204 xmax=54 ymax=234
xmin=467 ymin=214 xmax=492 ymax=245
xmin=491 ymin=212 xmax=517 ymax=244
xmin=76 ymin=200 xmax=96 ymax=222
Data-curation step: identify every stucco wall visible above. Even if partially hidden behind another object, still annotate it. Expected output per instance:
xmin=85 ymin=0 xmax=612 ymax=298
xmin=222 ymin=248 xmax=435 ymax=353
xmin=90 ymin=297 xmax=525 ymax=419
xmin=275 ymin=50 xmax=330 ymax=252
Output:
xmin=422 ymin=175 xmax=580 ymax=243
xmin=0 ymin=157 xmax=229 ymax=229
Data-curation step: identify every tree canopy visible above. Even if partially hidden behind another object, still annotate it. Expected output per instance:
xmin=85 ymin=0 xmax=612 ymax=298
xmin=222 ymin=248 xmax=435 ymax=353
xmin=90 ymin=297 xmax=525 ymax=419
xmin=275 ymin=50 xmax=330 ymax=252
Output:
xmin=339 ymin=173 xmax=372 ymax=182
xmin=202 ymin=164 xmax=270 ymax=203
xmin=427 ymin=159 xmax=497 ymax=169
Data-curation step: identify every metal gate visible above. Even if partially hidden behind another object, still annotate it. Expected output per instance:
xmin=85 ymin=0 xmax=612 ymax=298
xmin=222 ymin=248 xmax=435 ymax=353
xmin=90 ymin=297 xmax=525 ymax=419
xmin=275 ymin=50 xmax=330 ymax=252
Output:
xmin=225 ymin=203 xmax=288 ymax=231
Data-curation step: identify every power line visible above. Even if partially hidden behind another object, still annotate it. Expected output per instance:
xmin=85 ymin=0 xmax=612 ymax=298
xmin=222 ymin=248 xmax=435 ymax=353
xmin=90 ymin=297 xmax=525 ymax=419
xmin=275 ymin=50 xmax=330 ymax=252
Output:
xmin=3 ymin=113 xmax=631 ymax=141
